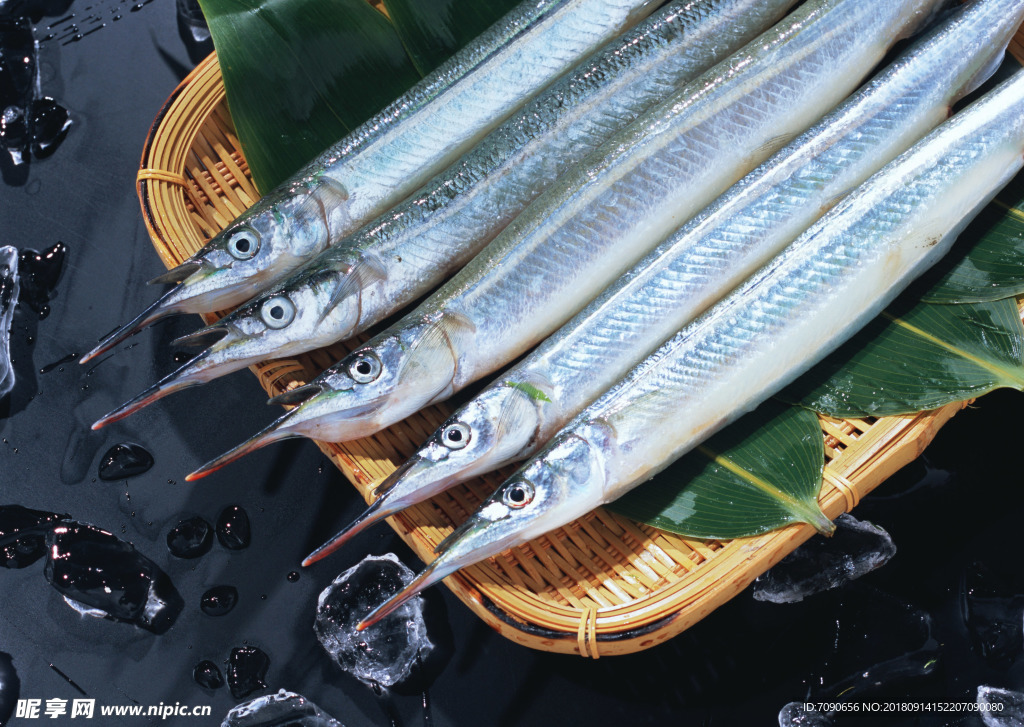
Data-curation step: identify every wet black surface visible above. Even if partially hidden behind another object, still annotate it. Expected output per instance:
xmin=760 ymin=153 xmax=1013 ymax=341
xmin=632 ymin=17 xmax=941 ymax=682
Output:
xmin=1 ymin=1 xmax=1024 ymax=725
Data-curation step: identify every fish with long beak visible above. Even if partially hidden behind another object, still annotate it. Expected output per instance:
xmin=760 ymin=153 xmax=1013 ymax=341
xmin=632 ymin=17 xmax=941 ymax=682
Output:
xmin=93 ymin=0 xmax=800 ymax=418
xmin=303 ymin=383 xmax=542 ymax=564
xmin=186 ymin=313 xmax=471 ymax=480
xmin=192 ymin=0 xmax=943 ymax=482
xmin=359 ymin=66 xmax=1024 ymax=627
xmin=304 ymin=0 xmax=1024 ymax=563
xmin=81 ymin=0 xmax=664 ymax=364
xmin=357 ymin=444 xmax=600 ymax=631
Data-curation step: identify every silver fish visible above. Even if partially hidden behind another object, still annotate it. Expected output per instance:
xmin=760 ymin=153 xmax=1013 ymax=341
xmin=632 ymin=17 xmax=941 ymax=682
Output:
xmin=89 ymin=0 xmax=800 ymax=427
xmin=188 ymin=0 xmax=941 ymax=479
xmin=304 ymin=0 xmax=1024 ymax=564
xmin=356 ymin=67 xmax=1024 ymax=630
xmin=81 ymin=0 xmax=661 ymax=363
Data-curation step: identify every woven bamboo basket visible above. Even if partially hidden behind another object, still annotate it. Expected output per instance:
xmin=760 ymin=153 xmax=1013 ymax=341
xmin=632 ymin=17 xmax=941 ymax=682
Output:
xmin=136 ymin=49 xmax=1012 ymax=657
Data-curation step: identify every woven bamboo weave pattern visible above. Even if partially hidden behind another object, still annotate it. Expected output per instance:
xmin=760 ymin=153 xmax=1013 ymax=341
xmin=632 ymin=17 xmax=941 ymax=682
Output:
xmin=136 ymin=50 xmax=986 ymax=656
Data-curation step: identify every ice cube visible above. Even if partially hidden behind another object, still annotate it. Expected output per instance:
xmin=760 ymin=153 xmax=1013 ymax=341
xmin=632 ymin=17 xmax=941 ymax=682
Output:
xmin=961 ymin=562 xmax=1024 ymax=669
xmin=753 ymin=514 xmax=896 ymax=604
xmin=777 ymin=702 xmax=833 ymax=726
xmin=0 ymin=246 xmax=18 ymax=399
xmin=222 ymin=689 xmax=343 ymax=727
xmin=175 ymin=0 xmax=209 ymax=43
xmin=44 ymin=521 xmax=184 ymax=634
xmin=313 ymin=553 xmax=433 ymax=688
xmin=976 ymin=686 xmax=1024 ymax=727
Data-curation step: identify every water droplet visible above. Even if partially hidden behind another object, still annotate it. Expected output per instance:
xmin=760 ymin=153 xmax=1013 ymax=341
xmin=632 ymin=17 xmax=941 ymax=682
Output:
xmin=226 ymin=646 xmax=269 ymax=699
xmin=216 ymin=506 xmax=250 ymax=550
xmin=39 ymin=351 xmax=77 ymax=374
xmin=19 ymin=243 xmax=66 ymax=318
xmin=166 ymin=516 xmax=213 ymax=559
xmin=192 ymin=660 xmax=223 ymax=690
xmin=200 ymin=585 xmax=238 ymax=617
xmin=286 ymin=571 xmax=299 ymax=583
xmin=98 ymin=443 xmax=154 ymax=481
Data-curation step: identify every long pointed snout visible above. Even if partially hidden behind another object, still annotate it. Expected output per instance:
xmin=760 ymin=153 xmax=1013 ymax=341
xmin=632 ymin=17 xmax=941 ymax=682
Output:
xmin=302 ymin=497 xmax=390 ymax=566
xmin=355 ymin=557 xmax=452 ymax=632
xmin=80 ymin=287 xmax=186 ymax=364
xmin=91 ymin=349 xmax=224 ymax=430
xmin=303 ymin=455 xmax=438 ymax=566
xmin=185 ymin=409 xmax=303 ymax=481
xmin=89 ymin=324 xmax=248 ymax=429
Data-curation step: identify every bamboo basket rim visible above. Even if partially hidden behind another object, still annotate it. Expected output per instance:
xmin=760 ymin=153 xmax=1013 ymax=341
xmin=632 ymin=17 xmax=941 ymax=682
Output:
xmin=136 ymin=51 xmax=981 ymax=657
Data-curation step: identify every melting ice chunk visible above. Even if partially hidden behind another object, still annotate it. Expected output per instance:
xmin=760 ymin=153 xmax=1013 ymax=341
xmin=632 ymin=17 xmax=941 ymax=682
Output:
xmin=961 ymin=562 xmax=1024 ymax=669
xmin=222 ymin=689 xmax=343 ymax=727
xmin=753 ymin=514 xmax=896 ymax=604
xmin=977 ymin=686 xmax=1024 ymax=727
xmin=44 ymin=522 xmax=184 ymax=633
xmin=0 ymin=246 xmax=19 ymax=399
xmin=314 ymin=553 xmax=433 ymax=688
xmin=175 ymin=0 xmax=210 ymax=43
xmin=777 ymin=702 xmax=833 ymax=726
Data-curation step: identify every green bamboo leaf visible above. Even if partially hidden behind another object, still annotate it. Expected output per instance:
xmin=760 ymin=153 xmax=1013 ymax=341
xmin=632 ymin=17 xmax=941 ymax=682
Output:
xmin=785 ymin=297 xmax=1024 ymax=418
xmin=609 ymin=402 xmax=832 ymax=539
xmin=382 ymin=0 xmax=521 ymax=76
xmin=198 ymin=0 xmax=420 ymax=192
xmin=922 ymin=172 xmax=1024 ymax=304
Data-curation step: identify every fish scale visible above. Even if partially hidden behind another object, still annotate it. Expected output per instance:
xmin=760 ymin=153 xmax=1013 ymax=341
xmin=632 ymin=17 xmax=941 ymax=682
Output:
xmin=187 ymin=0 xmax=945 ymax=481
xmin=302 ymin=0 xmax=1021 ymax=575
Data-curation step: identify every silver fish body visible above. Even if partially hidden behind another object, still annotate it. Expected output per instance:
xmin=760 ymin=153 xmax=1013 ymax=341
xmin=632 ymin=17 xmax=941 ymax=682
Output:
xmin=101 ymin=0 xmax=799 ymax=421
xmin=191 ymin=0 xmax=942 ymax=478
xmin=362 ymin=68 xmax=1024 ymax=628
xmin=83 ymin=0 xmax=660 ymax=362
xmin=313 ymin=0 xmax=1023 ymax=558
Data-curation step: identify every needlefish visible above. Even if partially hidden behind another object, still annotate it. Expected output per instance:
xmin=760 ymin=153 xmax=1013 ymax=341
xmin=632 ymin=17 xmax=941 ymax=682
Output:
xmin=187 ymin=0 xmax=943 ymax=480
xmin=302 ymin=0 xmax=1024 ymax=565
xmin=355 ymin=67 xmax=1024 ymax=631
xmin=81 ymin=0 xmax=662 ymax=363
xmin=90 ymin=0 xmax=800 ymax=427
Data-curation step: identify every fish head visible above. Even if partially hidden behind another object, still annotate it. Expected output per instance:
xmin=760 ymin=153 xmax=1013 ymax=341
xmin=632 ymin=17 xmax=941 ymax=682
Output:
xmin=354 ymin=427 xmax=606 ymax=631
xmin=432 ymin=430 xmax=605 ymax=564
xmin=267 ymin=319 xmax=462 ymax=442
xmin=175 ymin=267 xmax=355 ymax=371
xmin=160 ymin=178 xmax=343 ymax=314
xmin=382 ymin=382 xmax=546 ymax=501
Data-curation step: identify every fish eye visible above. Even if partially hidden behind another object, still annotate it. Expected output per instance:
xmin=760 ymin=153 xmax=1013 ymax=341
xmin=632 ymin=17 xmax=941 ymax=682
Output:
xmin=227 ymin=229 xmax=260 ymax=260
xmin=260 ymin=295 xmax=295 ymax=329
xmin=502 ymin=480 xmax=535 ymax=509
xmin=348 ymin=352 xmax=382 ymax=383
xmin=441 ymin=422 xmax=471 ymax=450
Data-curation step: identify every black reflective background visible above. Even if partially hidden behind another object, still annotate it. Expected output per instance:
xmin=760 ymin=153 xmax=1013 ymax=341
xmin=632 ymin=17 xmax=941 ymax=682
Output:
xmin=1 ymin=2 xmax=1023 ymax=725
